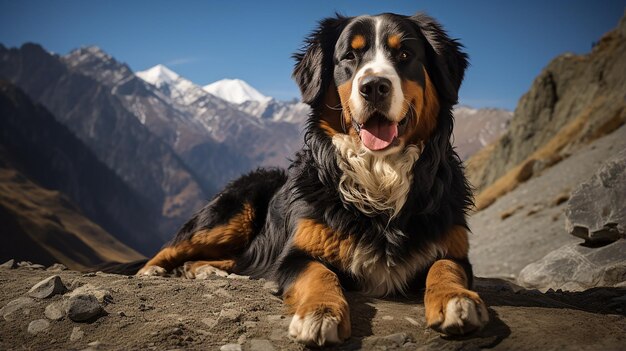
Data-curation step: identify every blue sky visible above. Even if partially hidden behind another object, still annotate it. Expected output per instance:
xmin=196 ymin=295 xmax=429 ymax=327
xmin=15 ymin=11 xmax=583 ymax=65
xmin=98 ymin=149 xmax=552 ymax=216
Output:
xmin=1 ymin=1 xmax=623 ymax=110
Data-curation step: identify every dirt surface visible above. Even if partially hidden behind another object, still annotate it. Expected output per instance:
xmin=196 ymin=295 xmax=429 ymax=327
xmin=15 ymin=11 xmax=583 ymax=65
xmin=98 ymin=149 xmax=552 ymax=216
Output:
xmin=1 ymin=266 xmax=625 ymax=351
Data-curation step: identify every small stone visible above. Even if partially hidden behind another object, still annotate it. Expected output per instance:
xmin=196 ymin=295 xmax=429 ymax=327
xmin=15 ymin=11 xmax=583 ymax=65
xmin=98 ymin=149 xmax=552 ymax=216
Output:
xmin=171 ymin=327 xmax=183 ymax=335
xmin=70 ymin=326 xmax=84 ymax=341
xmin=28 ymin=275 xmax=67 ymax=299
xmin=384 ymin=332 xmax=408 ymax=345
xmin=117 ymin=311 xmax=126 ymax=317
xmin=66 ymin=294 xmax=104 ymax=322
xmin=28 ymin=319 xmax=50 ymax=334
xmin=227 ymin=273 xmax=250 ymax=280
xmin=1 ymin=297 xmax=35 ymax=321
xmin=404 ymin=316 xmax=421 ymax=327
xmin=87 ymin=340 xmax=101 ymax=347
xmin=47 ymin=263 xmax=67 ymax=272
xmin=44 ymin=302 xmax=65 ymax=320
xmin=201 ymin=317 xmax=217 ymax=328
xmin=17 ymin=260 xmax=33 ymax=267
xmin=0 ymin=259 xmax=15 ymax=269
xmin=243 ymin=321 xmax=258 ymax=329
xmin=68 ymin=284 xmax=112 ymax=304
xmin=262 ymin=281 xmax=279 ymax=294
xmin=219 ymin=309 xmax=242 ymax=322
xmin=28 ymin=264 xmax=46 ymax=270
xmin=214 ymin=288 xmax=233 ymax=299
xmin=249 ymin=339 xmax=275 ymax=351
xmin=220 ymin=344 xmax=242 ymax=351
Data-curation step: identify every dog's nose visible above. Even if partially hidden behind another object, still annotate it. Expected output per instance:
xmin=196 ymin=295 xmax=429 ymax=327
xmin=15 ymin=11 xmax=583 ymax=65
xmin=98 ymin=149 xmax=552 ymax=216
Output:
xmin=359 ymin=76 xmax=391 ymax=104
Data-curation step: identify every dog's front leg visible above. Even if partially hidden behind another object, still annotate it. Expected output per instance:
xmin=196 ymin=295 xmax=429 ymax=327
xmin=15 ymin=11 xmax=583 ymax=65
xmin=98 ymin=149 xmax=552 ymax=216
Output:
xmin=424 ymin=227 xmax=489 ymax=335
xmin=283 ymin=261 xmax=351 ymax=346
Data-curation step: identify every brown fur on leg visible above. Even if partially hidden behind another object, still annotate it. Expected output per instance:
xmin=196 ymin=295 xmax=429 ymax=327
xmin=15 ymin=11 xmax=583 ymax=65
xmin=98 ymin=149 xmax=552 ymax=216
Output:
xmin=137 ymin=203 xmax=254 ymax=275
xmin=284 ymin=261 xmax=351 ymax=346
xmin=423 ymin=226 xmax=488 ymax=335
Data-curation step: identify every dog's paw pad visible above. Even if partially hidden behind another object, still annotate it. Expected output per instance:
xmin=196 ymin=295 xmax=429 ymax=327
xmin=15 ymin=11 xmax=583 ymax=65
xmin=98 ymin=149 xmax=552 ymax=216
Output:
xmin=289 ymin=312 xmax=342 ymax=347
xmin=437 ymin=297 xmax=489 ymax=335
xmin=136 ymin=265 xmax=167 ymax=277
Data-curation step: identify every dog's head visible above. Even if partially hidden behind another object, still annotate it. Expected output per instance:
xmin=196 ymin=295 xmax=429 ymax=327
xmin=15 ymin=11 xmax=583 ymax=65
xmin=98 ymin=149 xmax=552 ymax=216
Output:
xmin=293 ymin=12 xmax=467 ymax=155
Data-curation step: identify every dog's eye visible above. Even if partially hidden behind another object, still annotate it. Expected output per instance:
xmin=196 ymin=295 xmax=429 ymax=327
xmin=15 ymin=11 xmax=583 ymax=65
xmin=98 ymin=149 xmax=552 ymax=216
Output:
xmin=398 ymin=50 xmax=411 ymax=62
xmin=342 ymin=51 xmax=356 ymax=61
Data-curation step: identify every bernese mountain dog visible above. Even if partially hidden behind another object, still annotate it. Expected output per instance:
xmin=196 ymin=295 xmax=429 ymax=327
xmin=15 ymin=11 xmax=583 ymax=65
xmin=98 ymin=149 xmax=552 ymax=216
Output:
xmin=137 ymin=12 xmax=489 ymax=346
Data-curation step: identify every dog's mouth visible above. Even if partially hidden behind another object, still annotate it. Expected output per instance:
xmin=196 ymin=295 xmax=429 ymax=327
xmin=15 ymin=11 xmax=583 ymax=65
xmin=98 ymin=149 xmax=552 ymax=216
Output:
xmin=353 ymin=111 xmax=409 ymax=151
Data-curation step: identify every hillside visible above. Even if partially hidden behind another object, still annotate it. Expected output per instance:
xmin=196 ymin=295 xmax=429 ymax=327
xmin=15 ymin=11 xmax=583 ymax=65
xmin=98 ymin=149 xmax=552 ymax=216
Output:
xmin=0 ymin=168 xmax=144 ymax=270
xmin=466 ymin=14 xmax=626 ymax=210
xmin=0 ymin=44 xmax=209 ymax=241
xmin=0 ymin=81 xmax=165 ymax=254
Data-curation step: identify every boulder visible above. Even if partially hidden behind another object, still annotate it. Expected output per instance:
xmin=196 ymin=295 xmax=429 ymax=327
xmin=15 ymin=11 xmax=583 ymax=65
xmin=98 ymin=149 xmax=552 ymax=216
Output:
xmin=565 ymin=151 xmax=626 ymax=243
xmin=518 ymin=239 xmax=626 ymax=291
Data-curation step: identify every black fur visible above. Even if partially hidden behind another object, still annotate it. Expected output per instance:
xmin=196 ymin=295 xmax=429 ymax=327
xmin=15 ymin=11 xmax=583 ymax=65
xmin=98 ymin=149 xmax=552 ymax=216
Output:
xmin=233 ymin=13 xmax=472 ymax=294
xmin=132 ymin=13 xmax=473 ymax=297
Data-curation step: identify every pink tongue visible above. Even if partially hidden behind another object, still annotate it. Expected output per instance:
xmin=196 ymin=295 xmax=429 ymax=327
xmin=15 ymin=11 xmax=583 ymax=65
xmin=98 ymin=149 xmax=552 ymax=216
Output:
xmin=359 ymin=116 xmax=398 ymax=151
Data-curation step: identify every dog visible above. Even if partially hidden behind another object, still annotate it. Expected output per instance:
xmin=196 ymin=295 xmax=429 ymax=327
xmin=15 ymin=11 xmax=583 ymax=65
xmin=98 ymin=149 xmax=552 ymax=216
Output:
xmin=137 ymin=12 xmax=489 ymax=346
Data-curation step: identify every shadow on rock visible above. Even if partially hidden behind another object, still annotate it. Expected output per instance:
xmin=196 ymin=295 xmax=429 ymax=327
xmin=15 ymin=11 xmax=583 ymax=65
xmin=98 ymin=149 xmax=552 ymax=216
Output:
xmin=476 ymin=277 xmax=626 ymax=316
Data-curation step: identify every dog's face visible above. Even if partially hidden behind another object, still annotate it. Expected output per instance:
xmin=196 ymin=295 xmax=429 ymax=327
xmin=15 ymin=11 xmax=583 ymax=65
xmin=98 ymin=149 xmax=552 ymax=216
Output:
xmin=333 ymin=14 xmax=437 ymax=154
xmin=294 ymin=13 xmax=467 ymax=155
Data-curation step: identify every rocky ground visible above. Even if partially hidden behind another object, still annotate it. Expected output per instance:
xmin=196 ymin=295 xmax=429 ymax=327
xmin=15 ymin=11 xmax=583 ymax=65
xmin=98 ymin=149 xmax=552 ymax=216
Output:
xmin=468 ymin=123 xmax=626 ymax=281
xmin=1 ymin=263 xmax=625 ymax=351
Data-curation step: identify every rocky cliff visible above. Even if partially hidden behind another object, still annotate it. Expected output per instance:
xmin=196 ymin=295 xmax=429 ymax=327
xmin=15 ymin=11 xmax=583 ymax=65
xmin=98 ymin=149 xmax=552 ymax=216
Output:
xmin=466 ymin=14 xmax=626 ymax=210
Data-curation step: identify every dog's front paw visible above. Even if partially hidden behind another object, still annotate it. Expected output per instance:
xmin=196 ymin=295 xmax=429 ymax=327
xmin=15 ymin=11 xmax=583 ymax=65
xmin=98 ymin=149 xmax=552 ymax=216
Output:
xmin=288 ymin=304 xmax=351 ymax=347
xmin=425 ymin=290 xmax=489 ymax=335
xmin=136 ymin=265 xmax=167 ymax=277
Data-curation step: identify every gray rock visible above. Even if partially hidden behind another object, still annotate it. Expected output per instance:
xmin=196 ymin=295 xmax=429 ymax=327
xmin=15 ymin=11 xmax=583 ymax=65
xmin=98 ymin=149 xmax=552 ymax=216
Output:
xmin=44 ymin=301 xmax=65 ymax=320
xmin=65 ymin=294 xmax=105 ymax=322
xmin=70 ymin=326 xmax=84 ymax=341
xmin=1 ymin=296 xmax=35 ymax=320
xmin=27 ymin=319 xmax=50 ymax=334
xmin=566 ymin=152 xmax=626 ymax=243
xmin=17 ymin=261 xmax=45 ymax=269
xmin=0 ymin=259 xmax=15 ymax=269
xmin=384 ymin=332 xmax=408 ymax=345
xmin=220 ymin=344 xmax=242 ymax=351
xmin=248 ymin=339 xmax=275 ymax=351
xmin=28 ymin=275 xmax=67 ymax=299
xmin=68 ymin=284 xmax=112 ymax=304
xmin=201 ymin=317 xmax=217 ymax=328
xmin=219 ymin=309 xmax=242 ymax=322
xmin=47 ymin=263 xmax=68 ymax=272
xmin=518 ymin=240 xmax=626 ymax=291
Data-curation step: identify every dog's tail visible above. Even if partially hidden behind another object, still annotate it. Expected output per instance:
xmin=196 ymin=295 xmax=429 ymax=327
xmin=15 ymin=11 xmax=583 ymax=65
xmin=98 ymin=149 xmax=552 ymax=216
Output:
xmin=90 ymin=259 xmax=149 ymax=275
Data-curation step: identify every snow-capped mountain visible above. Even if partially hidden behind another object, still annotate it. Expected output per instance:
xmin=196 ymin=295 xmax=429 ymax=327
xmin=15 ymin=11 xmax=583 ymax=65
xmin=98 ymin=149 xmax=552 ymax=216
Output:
xmin=203 ymin=78 xmax=270 ymax=104
xmin=135 ymin=64 xmax=303 ymax=184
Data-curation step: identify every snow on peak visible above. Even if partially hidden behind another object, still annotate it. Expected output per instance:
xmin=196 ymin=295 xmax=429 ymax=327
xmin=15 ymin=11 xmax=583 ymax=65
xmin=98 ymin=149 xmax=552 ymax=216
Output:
xmin=203 ymin=78 xmax=270 ymax=104
xmin=136 ymin=64 xmax=181 ymax=85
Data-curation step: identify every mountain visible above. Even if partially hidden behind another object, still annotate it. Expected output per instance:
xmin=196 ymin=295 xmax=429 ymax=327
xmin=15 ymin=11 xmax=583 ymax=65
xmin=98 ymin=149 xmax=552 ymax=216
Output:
xmin=466 ymin=14 xmax=626 ymax=210
xmin=203 ymin=78 xmax=270 ymax=104
xmin=0 ymin=43 xmax=209 ymax=246
xmin=136 ymin=64 xmax=303 ymax=181
xmin=452 ymin=106 xmax=512 ymax=160
xmin=0 ymin=81 xmax=145 ymax=268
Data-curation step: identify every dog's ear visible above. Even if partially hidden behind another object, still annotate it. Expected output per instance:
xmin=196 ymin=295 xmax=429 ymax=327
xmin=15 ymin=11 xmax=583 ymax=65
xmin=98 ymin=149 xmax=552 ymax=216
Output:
xmin=293 ymin=15 xmax=349 ymax=107
xmin=409 ymin=13 xmax=468 ymax=105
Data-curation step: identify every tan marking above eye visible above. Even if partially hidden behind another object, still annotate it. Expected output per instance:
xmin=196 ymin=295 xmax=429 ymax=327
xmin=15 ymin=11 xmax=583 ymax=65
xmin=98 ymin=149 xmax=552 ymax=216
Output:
xmin=351 ymin=35 xmax=366 ymax=50
xmin=388 ymin=34 xmax=401 ymax=49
